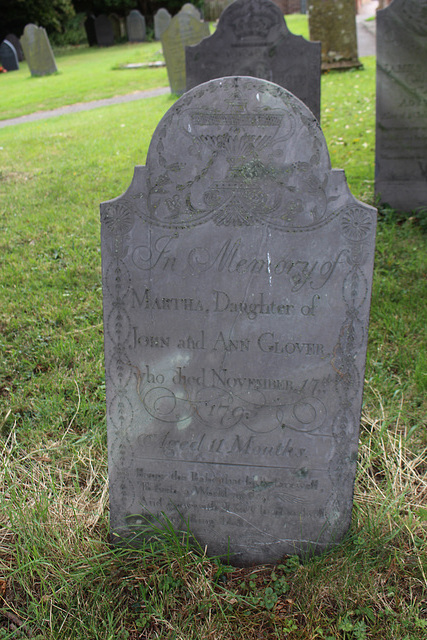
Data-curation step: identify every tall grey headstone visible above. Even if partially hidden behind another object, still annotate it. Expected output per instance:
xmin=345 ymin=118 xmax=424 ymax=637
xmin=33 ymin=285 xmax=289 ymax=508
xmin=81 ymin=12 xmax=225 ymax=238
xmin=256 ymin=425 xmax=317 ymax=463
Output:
xmin=0 ymin=39 xmax=19 ymax=71
xmin=126 ymin=10 xmax=146 ymax=42
xmin=154 ymin=8 xmax=172 ymax=41
xmin=161 ymin=12 xmax=209 ymax=94
xmin=186 ymin=0 xmax=321 ymax=122
xmin=95 ymin=14 xmax=115 ymax=47
xmin=100 ymin=76 xmax=377 ymax=566
xmin=375 ymin=0 xmax=427 ymax=211
xmin=308 ymin=0 xmax=361 ymax=69
xmin=20 ymin=24 xmax=57 ymax=77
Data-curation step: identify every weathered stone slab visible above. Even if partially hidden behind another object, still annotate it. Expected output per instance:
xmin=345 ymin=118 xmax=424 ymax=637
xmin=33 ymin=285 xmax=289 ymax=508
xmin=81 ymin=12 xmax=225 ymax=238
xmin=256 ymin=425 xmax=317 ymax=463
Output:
xmin=181 ymin=3 xmax=202 ymax=19
xmin=5 ymin=34 xmax=24 ymax=61
xmin=84 ymin=15 xmax=97 ymax=46
xmin=186 ymin=0 xmax=321 ymax=121
xmin=95 ymin=14 xmax=115 ymax=47
xmin=20 ymin=24 xmax=57 ymax=77
xmin=109 ymin=13 xmax=125 ymax=41
xmin=126 ymin=9 xmax=146 ymax=42
xmin=375 ymin=0 xmax=427 ymax=211
xmin=0 ymin=39 xmax=19 ymax=71
xmin=308 ymin=0 xmax=361 ymax=69
xmin=161 ymin=12 xmax=209 ymax=94
xmin=154 ymin=8 xmax=172 ymax=40
xmin=100 ymin=76 xmax=377 ymax=566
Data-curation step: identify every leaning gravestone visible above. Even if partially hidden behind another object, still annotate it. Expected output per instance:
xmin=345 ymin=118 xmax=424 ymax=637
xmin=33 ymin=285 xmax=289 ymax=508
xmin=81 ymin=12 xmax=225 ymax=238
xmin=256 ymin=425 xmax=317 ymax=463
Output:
xmin=94 ymin=14 xmax=115 ymax=47
xmin=375 ymin=0 xmax=427 ymax=211
xmin=100 ymin=76 xmax=377 ymax=566
xmin=5 ymin=34 xmax=24 ymax=61
xmin=308 ymin=0 xmax=361 ymax=69
xmin=186 ymin=0 xmax=321 ymax=122
xmin=154 ymin=8 xmax=172 ymax=40
xmin=126 ymin=9 xmax=146 ymax=42
xmin=161 ymin=12 xmax=209 ymax=94
xmin=20 ymin=24 xmax=57 ymax=76
xmin=0 ymin=39 xmax=19 ymax=71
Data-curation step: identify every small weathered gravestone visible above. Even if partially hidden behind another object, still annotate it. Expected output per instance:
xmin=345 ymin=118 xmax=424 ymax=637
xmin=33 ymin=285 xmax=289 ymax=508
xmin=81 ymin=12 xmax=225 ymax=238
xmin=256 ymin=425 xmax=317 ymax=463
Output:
xmin=5 ymin=34 xmax=24 ymax=61
xmin=375 ymin=0 xmax=427 ymax=211
xmin=308 ymin=0 xmax=361 ymax=69
xmin=20 ymin=24 xmax=57 ymax=77
xmin=161 ymin=12 xmax=209 ymax=94
xmin=181 ymin=3 xmax=202 ymax=19
xmin=126 ymin=10 xmax=146 ymax=42
xmin=100 ymin=76 xmax=377 ymax=566
xmin=94 ymin=14 xmax=115 ymax=47
xmin=186 ymin=0 xmax=321 ymax=121
xmin=154 ymin=8 xmax=172 ymax=40
xmin=84 ymin=15 xmax=97 ymax=46
xmin=109 ymin=13 xmax=125 ymax=41
xmin=0 ymin=39 xmax=19 ymax=71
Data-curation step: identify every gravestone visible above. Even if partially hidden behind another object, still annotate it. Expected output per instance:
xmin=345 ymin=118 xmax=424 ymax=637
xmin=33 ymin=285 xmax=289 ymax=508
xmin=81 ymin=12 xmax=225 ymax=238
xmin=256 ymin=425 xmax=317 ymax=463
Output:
xmin=126 ymin=9 xmax=146 ymax=42
xmin=84 ymin=15 xmax=97 ymax=46
xmin=186 ymin=0 xmax=321 ymax=122
xmin=154 ymin=8 xmax=172 ymax=40
xmin=161 ymin=12 xmax=209 ymax=94
xmin=308 ymin=0 xmax=361 ymax=69
xmin=20 ymin=24 xmax=57 ymax=77
xmin=109 ymin=14 xmax=125 ymax=41
xmin=5 ymin=34 xmax=24 ymax=61
xmin=100 ymin=76 xmax=377 ymax=566
xmin=375 ymin=0 xmax=427 ymax=211
xmin=0 ymin=39 xmax=19 ymax=71
xmin=181 ymin=3 xmax=202 ymax=19
xmin=95 ymin=14 xmax=115 ymax=47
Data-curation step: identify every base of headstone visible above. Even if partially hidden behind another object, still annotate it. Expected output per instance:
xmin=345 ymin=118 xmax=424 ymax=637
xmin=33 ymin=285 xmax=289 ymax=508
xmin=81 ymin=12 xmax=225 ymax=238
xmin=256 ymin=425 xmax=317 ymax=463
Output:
xmin=321 ymin=59 xmax=362 ymax=71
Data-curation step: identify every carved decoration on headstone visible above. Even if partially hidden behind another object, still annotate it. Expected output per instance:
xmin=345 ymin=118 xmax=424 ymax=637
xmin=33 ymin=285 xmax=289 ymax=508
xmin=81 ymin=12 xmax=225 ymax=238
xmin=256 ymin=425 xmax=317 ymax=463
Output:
xmin=308 ymin=0 xmax=361 ymax=69
xmin=186 ymin=0 xmax=321 ymax=121
xmin=375 ymin=0 xmax=427 ymax=211
xmin=100 ymin=76 xmax=377 ymax=566
xmin=20 ymin=24 xmax=57 ymax=76
xmin=161 ymin=12 xmax=209 ymax=94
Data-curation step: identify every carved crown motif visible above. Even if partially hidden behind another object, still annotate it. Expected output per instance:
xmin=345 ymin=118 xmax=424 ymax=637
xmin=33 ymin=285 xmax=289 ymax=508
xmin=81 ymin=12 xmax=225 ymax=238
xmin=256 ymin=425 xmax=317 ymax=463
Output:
xmin=227 ymin=0 xmax=279 ymax=43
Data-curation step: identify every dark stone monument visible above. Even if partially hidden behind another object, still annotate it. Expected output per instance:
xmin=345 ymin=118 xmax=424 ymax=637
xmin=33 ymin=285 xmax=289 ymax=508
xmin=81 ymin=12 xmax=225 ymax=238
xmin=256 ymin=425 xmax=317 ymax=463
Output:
xmin=308 ymin=0 xmax=361 ymax=69
xmin=109 ymin=13 xmax=125 ymax=41
xmin=94 ymin=14 xmax=115 ymax=47
xmin=0 ymin=39 xmax=19 ymax=71
xmin=20 ymin=24 xmax=57 ymax=77
xmin=100 ymin=76 xmax=377 ymax=566
xmin=161 ymin=12 xmax=209 ymax=94
xmin=154 ymin=8 xmax=172 ymax=41
xmin=375 ymin=0 xmax=427 ymax=212
xmin=84 ymin=15 xmax=97 ymax=47
xmin=126 ymin=10 xmax=146 ymax=42
xmin=186 ymin=0 xmax=321 ymax=122
xmin=5 ymin=34 xmax=24 ymax=61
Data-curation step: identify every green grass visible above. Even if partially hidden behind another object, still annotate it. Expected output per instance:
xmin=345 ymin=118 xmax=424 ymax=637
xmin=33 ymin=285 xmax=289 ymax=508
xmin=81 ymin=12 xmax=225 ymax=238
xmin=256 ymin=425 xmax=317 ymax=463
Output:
xmin=0 ymin=20 xmax=426 ymax=640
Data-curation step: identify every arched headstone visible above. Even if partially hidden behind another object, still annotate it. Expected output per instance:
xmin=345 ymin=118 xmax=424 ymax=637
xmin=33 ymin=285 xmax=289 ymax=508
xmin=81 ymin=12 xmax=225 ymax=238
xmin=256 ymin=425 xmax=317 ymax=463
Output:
xmin=20 ymin=24 xmax=57 ymax=76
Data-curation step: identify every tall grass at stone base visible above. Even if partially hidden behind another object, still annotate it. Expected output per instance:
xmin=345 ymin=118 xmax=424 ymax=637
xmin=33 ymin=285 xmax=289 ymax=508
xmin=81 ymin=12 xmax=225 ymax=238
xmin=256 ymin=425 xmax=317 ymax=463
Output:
xmin=0 ymin=47 xmax=426 ymax=640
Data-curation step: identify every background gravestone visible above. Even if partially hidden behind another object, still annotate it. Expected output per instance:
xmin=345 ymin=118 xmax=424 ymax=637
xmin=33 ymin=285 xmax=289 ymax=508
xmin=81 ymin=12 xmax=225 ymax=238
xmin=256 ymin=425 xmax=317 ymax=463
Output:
xmin=154 ymin=8 xmax=172 ymax=40
xmin=0 ymin=39 xmax=19 ymax=71
xmin=308 ymin=0 xmax=361 ymax=69
xmin=161 ymin=12 xmax=209 ymax=94
xmin=5 ymin=34 xmax=24 ymax=61
xmin=375 ymin=0 xmax=427 ymax=212
xmin=109 ymin=14 xmax=125 ymax=41
xmin=126 ymin=9 xmax=146 ymax=42
xmin=20 ymin=24 xmax=57 ymax=77
xmin=180 ymin=3 xmax=202 ymax=19
xmin=84 ymin=15 xmax=97 ymax=46
xmin=94 ymin=14 xmax=115 ymax=47
xmin=100 ymin=76 xmax=377 ymax=566
xmin=186 ymin=0 xmax=321 ymax=122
